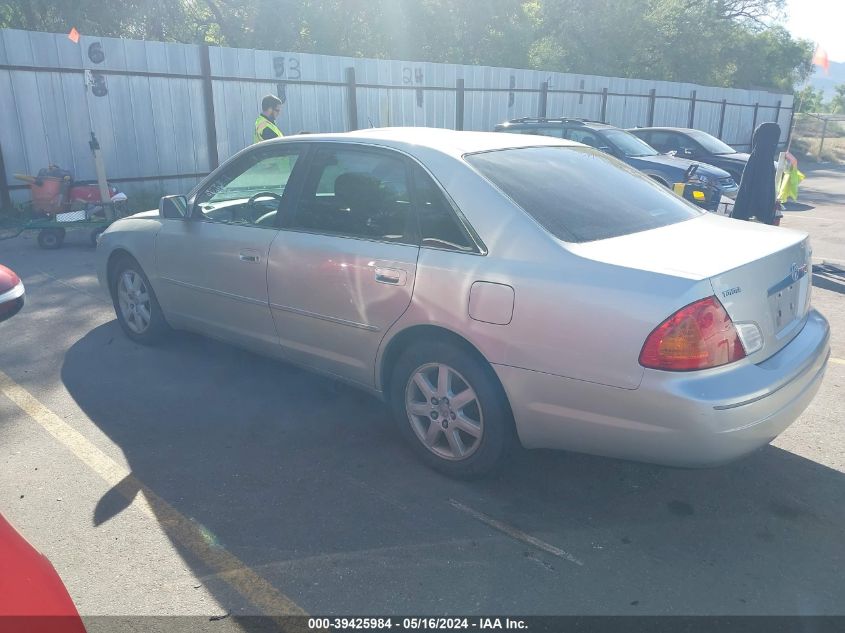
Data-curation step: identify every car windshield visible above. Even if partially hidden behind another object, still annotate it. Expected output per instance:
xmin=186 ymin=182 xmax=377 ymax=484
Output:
xmin=601 ymin=129 xmax=659 ymax=157
xmin=465 ymin=146 xmax=701 ymax=243
xmin=684 ymin=130 xmax=737 ymax=154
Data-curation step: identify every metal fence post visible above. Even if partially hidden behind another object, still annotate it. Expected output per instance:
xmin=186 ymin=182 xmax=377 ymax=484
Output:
xmin=600 ymin=88 xmax=608 ymax=123
xmin=456 ymin=78 xmax=465 ymax=131
xmin=718 ymin=99 xmax=727 ymax=139
xmin=539 ymin=81 xmax=548 ymax=118
xmin=345 ymin=67 xmax=359 ymax=131
xmin=785 ymin=106 xmax=796 ymax=151
xmin=818 ymin=117 xmax=829 ymax=159
xmin=774 ymin=99 xmax=782 ymax=124
xmin=200 ymin=45 xmax=219 ymax=170
xmin=0 ymin=141 xmax=11 ymax=209
xmin=688 ymin=90 xmax=697 ymax=128
xmin=750 ymin=102 xmax=759 ymax=145
xmin=647 ymin=89 xmax=656 ymax=126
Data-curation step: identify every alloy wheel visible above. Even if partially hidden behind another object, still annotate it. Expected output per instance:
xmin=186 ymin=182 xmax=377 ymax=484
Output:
xmin=117 ymin=270 xmax=152 ymax=334
xmin=405 ymin=363 xmax=484 ymax=461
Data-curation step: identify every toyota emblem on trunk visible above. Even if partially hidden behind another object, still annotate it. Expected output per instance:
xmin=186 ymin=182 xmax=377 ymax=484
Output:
xmin=790 ymin=262 xmax=807 ymax=282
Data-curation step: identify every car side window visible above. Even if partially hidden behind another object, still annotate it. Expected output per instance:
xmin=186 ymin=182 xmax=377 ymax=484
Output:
xmin=564 ymin=128 xmax=602 ymax=148
xmin=524 ymin=127 xmax=565 ymax=138
xmin=411 ymin=165 xmax=477 ymax=253
xmin=195 ymin=147 xmax=300 ymax=228
xmin=647 ymin=131 xmax=677 ymax=152
xmin=289 ymin=147 xmax=413 ymax=243
xmin=680 ymin=135 xmax=705 ymax=155
xmin=634 ymin=130 xmax=653 ymax=146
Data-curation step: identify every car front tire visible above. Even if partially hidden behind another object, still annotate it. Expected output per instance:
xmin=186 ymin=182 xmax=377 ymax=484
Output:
xmin=390 ymin=340 xmax=515 ymax=478
xmin=110 ymin=256 xmax=169 ymax=345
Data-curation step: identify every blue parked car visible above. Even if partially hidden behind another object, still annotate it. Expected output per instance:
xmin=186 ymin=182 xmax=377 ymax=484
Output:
xmin=627 ymin=127 xmax=755 ymax=183
xmin=494 ymin=118 xmax=739 ymax=204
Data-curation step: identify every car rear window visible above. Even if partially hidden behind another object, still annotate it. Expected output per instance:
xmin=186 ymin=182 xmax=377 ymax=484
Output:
xmin=464 ymin=146 xmax=702 ymax=243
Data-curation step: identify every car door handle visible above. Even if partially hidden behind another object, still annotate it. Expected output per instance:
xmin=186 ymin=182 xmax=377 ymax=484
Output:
xmin=239 ymin=250 xmax=261 ymax=263
xmin=374 ymin=267 xmax=407 ymax=286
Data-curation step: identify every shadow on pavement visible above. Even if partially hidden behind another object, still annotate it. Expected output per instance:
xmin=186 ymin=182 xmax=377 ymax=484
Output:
xmin=796 ymin=190 xmax=845 ymax=208
xmin=813 ymin=265 xmax=845 ymax=296
xmin=61 ymin=323 xmax=845 ymax=616
xmin=782 ymin=202 xmax=815 ymax=212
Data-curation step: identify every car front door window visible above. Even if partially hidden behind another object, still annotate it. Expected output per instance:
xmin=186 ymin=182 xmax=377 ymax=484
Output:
xmin=682 ymin=137 xmax=706 ymax=156
xmin=195 ymin=149 xmax=300 ymax=228
xmin=648 ymin=131 xmax=679 ymax=153
xmin=659 ymin=132 xmax=701 ymax=156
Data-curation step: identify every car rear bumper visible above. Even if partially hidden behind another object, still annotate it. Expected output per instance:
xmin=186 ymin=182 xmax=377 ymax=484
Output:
xmin=496 ymin=309 xmax=830 ymax=466
xmin=719 ymin=183 xmax=739 ymax=199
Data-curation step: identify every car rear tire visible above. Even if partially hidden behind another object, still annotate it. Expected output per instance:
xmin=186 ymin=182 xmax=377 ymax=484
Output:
xmin=37 ymin=228 xmax=65 ymax=250
xmin=390 ymin=341 xmax=515 ymax=478
xmin=110 ymin=256 xmax=169 ymax=345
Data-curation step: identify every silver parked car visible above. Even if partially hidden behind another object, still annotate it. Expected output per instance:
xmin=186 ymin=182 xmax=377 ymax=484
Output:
xmin=97 ymin=129 xmax=830 ymax=477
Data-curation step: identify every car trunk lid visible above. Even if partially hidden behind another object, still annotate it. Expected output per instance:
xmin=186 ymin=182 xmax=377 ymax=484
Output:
xmin=567 ymin=213 xmax=811 ymax=362
xmin=709 ymin=234 xmax=811 ymax=362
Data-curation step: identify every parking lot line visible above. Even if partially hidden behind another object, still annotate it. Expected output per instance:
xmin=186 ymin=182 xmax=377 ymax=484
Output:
xmin=831 ymin=358 xmax=845 ymax=366
xmin=0 ymin=369 xmax=308 ymax=619
xmin=448 ymin=499 xmax=584 ymax=566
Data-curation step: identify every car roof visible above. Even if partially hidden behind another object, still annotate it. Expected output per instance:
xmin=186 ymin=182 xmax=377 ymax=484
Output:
xmin=270 ymin=127 xmax=580 ymax=158
xmin=498 ymin=118 xmax=614 ymax=130
xmin=630 ymin=127 xmax=695 ymax=133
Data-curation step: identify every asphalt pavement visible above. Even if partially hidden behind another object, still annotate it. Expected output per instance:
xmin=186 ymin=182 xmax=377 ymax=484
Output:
xmin=1 ymin=167 xmax=844 ymax=628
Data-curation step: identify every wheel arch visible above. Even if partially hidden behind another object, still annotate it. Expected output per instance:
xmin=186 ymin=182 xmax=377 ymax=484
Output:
xmin=106 ymin=248 xmax=142 ymax=298
xmin=378 ymin=324 xmax=512 ymax=417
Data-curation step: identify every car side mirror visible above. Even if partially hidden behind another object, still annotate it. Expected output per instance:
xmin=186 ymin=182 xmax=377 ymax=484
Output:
xmin=160 ymin=195 xmax=189 ymax=220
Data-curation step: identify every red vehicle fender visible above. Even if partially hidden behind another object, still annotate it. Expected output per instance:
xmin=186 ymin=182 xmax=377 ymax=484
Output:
xmin=0 ymin=515 xmax=86 ymax=632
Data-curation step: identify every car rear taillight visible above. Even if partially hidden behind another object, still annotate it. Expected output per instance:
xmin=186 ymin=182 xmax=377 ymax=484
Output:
xmin=639 ymin=296 xmax=746 ymax=371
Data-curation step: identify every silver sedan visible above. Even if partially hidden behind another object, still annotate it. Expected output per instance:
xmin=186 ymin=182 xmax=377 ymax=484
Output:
xmin=96 ymin=129 xmax=830 ymax=477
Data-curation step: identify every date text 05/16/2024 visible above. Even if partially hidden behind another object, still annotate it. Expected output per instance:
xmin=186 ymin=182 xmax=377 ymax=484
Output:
xmin=307 ymin=618 xmax=528 ymax=630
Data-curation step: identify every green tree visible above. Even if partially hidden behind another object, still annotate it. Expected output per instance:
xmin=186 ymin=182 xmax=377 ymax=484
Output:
xmin=830 ymin=84 xmax=845 ymax=114
xmin=794 ymin=85 xmax=824 ymax=113
xmin=0 ymin=0 xmax=815 ymax=93
xmin=0 ymin=0 xmax=198 ymax=41
xmin=528 ymin=0 xmax=811 ymax=91
xmin=727 ymin=25 xmax=814 ymax=92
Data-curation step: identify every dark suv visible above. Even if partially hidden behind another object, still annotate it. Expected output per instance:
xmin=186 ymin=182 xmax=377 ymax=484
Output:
xmin=494 ymin=118 xmax=738 ymax=200
xmin=627 ymin=127 xmax=751 ymax=183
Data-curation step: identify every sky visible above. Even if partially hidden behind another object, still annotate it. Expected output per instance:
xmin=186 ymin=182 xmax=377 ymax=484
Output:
xmin=784 ymin=0 xmax=845 ymax=63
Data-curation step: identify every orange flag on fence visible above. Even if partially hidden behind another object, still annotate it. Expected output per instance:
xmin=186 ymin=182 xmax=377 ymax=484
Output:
xmin=68 ymin=27 xmax=80 ymax=43
xmin=812 ymin=46 xmax=830 ymax=75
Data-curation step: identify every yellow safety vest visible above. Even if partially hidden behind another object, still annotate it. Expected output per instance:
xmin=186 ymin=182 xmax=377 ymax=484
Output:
xmin=253 ymin=115 xmax=283 ymax=144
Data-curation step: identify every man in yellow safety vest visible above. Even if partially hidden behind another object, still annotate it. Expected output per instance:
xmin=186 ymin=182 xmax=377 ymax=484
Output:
xmin=253 ymin=94 xmax=284 ymax=143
